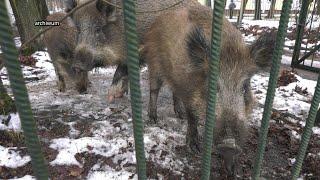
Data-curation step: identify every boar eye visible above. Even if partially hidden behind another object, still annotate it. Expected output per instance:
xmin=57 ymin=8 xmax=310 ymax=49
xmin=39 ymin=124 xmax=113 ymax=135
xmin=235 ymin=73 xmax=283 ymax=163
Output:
xmin=95 ymin=26 xmax=102 ymax=33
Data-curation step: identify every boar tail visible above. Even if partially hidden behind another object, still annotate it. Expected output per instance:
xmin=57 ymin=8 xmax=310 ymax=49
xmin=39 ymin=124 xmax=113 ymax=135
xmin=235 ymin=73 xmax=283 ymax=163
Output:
xmin=249 ymin=30 xmax=277 ymax=68
xmin=186 ymin=26 xmax=210 ymax=69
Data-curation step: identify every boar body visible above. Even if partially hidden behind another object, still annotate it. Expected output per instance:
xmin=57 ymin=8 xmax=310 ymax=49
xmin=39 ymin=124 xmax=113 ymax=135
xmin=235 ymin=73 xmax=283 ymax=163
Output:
xmin=142 ymin=5 xmax=275 ymax=176
xmin=71 ymin=0 xmax=199 ymax=102
xmin=43 ymin=13 xmax=88 ymax=93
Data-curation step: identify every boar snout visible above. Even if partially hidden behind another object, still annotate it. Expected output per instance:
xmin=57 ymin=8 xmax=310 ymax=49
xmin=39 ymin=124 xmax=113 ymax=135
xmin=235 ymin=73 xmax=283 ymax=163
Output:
xmin=71 ymin=66 xmax=89 ymax=94
xmin=74 ymin=45 xmax=95 ymax=71
xmin=217 ymin=138 xmax=241 ymax=178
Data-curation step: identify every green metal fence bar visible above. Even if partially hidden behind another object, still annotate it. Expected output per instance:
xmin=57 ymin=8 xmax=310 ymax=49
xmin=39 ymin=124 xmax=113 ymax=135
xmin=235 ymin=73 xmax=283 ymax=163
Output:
xmin=200 ymin=0 xmax=226 ymax=179
xmin=291 ymin=0 xmax=311 ymax=66
xmin=0 ymin=1 xmax=49 ymax=180
xmin=122 ymin=0 xmax=147 ymax=179
xmin=291 ymin=75 xmax=320 ymax=179
xmin=252 ymin=0 xmax=293 ymax=179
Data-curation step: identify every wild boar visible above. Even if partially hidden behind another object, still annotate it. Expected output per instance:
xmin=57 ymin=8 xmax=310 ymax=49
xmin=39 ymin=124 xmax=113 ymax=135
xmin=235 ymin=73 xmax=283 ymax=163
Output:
xmin=64 ymin=0 xmax=91 ymax=13
xmin=43 ymin=13 xmax=88 ymax=93
xmin=70 ymin=0 xmax=199 ymax=102
xmin=142 ymin=5 xmax=276 ymax=177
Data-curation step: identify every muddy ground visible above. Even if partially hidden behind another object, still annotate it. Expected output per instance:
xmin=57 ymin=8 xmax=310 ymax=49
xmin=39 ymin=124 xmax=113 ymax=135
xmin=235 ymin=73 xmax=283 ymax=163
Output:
xmin=1 ymin=58 xmax=319 ymax=180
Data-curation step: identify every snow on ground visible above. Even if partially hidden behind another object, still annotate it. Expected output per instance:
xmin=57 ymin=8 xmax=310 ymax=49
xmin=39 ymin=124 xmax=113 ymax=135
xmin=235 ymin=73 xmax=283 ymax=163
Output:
xmin=1 ymin=49 xmax=319 ymax=179
xmin=250 ymin=71 xmax=318 ymax=125
xmin=0 ymin=146 xmax=30 ymax=168
xmin=0 ymin=113 xmax=21 ymax=132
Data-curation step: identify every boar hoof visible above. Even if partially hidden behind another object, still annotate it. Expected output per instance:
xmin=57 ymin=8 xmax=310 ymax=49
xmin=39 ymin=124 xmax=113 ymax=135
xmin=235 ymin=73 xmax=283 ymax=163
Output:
xmin=76 ymin=84 xmax=88 ymax=94
xmin=148 ymin=112 xmax=158 ymax=124
xmin=174 ymin=105 xmax=185 ymax=119
xmin=173 ymin=95 xmax=185 ymax=119
xmin=78 ymin=88 xmax=87 ymax=94
xmin=186 ymin=136 xmax=201 ymax=154
xmin=58 ymin=82 xmax=66 ymax=92
xmin=107 ymin=84 xmax=125 ymax=103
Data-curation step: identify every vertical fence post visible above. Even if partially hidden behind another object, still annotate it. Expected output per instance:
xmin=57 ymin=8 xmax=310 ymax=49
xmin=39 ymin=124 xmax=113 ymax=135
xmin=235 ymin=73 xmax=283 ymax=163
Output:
xmin=122 ymin=0 xmax=147 ymax=179
xmin=200 ymin=0 xmax=226 ymax=179
xmin=291 ymin=75 xmax=320 ymax=179
xmin=0 ymin=1 xmax=49 ymax=180
xmin=252 ymin=0 xmax=293 ymax=179
xmin=291 ymin=0 xmax=311 ymax=67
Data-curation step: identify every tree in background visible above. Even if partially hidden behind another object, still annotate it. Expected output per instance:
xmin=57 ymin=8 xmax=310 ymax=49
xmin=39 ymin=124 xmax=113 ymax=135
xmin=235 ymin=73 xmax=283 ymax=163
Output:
xmin=266 ymin=0 xmax=277 ymax=18
xmin=206 ymin=0 xmax=211 ymax=7
xmin=8 ymin=0 xmax=49 ymax=55
xmin=254 ymin=0 xmax=262 ymax=20
xmin=317 ymin=0 xmax=320 ymax=15
xmin=237 ymin=0 xmax=249 ymax=27
xmin=0 ymin=54 xmax=16 ymax=115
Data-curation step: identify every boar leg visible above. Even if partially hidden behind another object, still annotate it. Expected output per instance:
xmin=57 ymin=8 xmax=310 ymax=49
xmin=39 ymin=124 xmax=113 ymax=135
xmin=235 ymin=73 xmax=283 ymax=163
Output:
xmin=186 ymin=106 xmax=201 ymax=153
xmin=148 ymin=76 xmax=163 ymax=123
xmin=52 ymin=61 xmax=66 ymax=92
xmin=0 ymin=76 xmax=6 ymax=94
xmin=75 ymin=70 xmax=89 ymax=94
xmin=173 ymin=94 xmax=185 ymax=119
xmin=107 ymin=64 xmax=128 ymax=103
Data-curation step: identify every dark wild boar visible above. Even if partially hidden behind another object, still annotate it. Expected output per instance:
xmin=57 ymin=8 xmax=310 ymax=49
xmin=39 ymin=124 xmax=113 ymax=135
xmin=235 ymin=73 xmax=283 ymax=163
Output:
xmin=70 ymin=0 xmax=199 ymax=102
xmin=142 ymin=5 xmax=276 ymax=177
xmin=43 ymin=13 xmax=88 ymax=93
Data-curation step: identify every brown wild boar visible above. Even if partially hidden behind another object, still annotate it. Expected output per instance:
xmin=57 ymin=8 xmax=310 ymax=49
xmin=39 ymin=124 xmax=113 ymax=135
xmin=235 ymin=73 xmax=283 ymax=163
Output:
xmin=142 ymin=5 xmax=276 ymax=177
xmin=70 ymin=0 xmax=199 ymax=102
xmin=43 ymin=13 xmax=88 ymax=93
xmin=64 ymin=0 xmax=92 ymax=13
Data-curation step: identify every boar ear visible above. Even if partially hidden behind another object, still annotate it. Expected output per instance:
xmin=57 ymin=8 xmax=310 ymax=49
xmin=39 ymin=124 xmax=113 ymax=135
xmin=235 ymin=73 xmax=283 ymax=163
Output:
xmin=65 ymin=0 xmax=77 ymax=13
xmin=96 ymin=0 xmax=117 ymax=22
xmin=186 ymin=26 xmax=210 ymax=69
xmin=249 ymin=30 xmax=277 ymax=69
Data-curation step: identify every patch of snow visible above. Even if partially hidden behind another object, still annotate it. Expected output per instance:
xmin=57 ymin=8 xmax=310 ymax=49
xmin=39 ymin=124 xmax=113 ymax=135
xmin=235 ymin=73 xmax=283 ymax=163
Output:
xmin=313 ymin=127 xmax=320 ymax=136
xmin=0 ymin=146 xmax=31 ymax=168
xmin=291 ymin=130 xmax=301 ymax=139
xmin=0 ymin=113 xmax=21 ymax=132
xmin=87 ymin=164 xmax=136 ymax=180
xmin=251 ymin=70 xmax=317 ymax=120
xmin=49 ymin=137 xmax=128 ymax=166
xmin=288 ymin=158 xmax=296 ymax=165
xmin=8 ymin=175 xmax=35 ymax=180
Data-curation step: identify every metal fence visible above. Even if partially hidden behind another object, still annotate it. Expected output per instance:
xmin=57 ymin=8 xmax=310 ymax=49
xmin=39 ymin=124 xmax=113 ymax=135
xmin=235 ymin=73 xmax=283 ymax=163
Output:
xmin=0 ymin=0 xmax=319 ymax=179
xmin=291 ymin=0 xmax=320 ymax=73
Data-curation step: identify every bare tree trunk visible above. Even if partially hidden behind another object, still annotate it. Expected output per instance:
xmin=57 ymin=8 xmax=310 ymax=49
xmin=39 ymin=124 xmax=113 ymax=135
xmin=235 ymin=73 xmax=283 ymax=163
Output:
xmin=206 ymin=0 xmax=211 ymax=7
xmin=37 ymin=0 xmax=49 ymax=19
xmin=266 ymin=0 xmax=277 ymax=19
xmin=8 ymin=0 xmax=49 ymax=55
xmin=254 ymin=0 xmax=262 ymax=20
xmin=237 ymin=0 xmax=249 ymax=27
